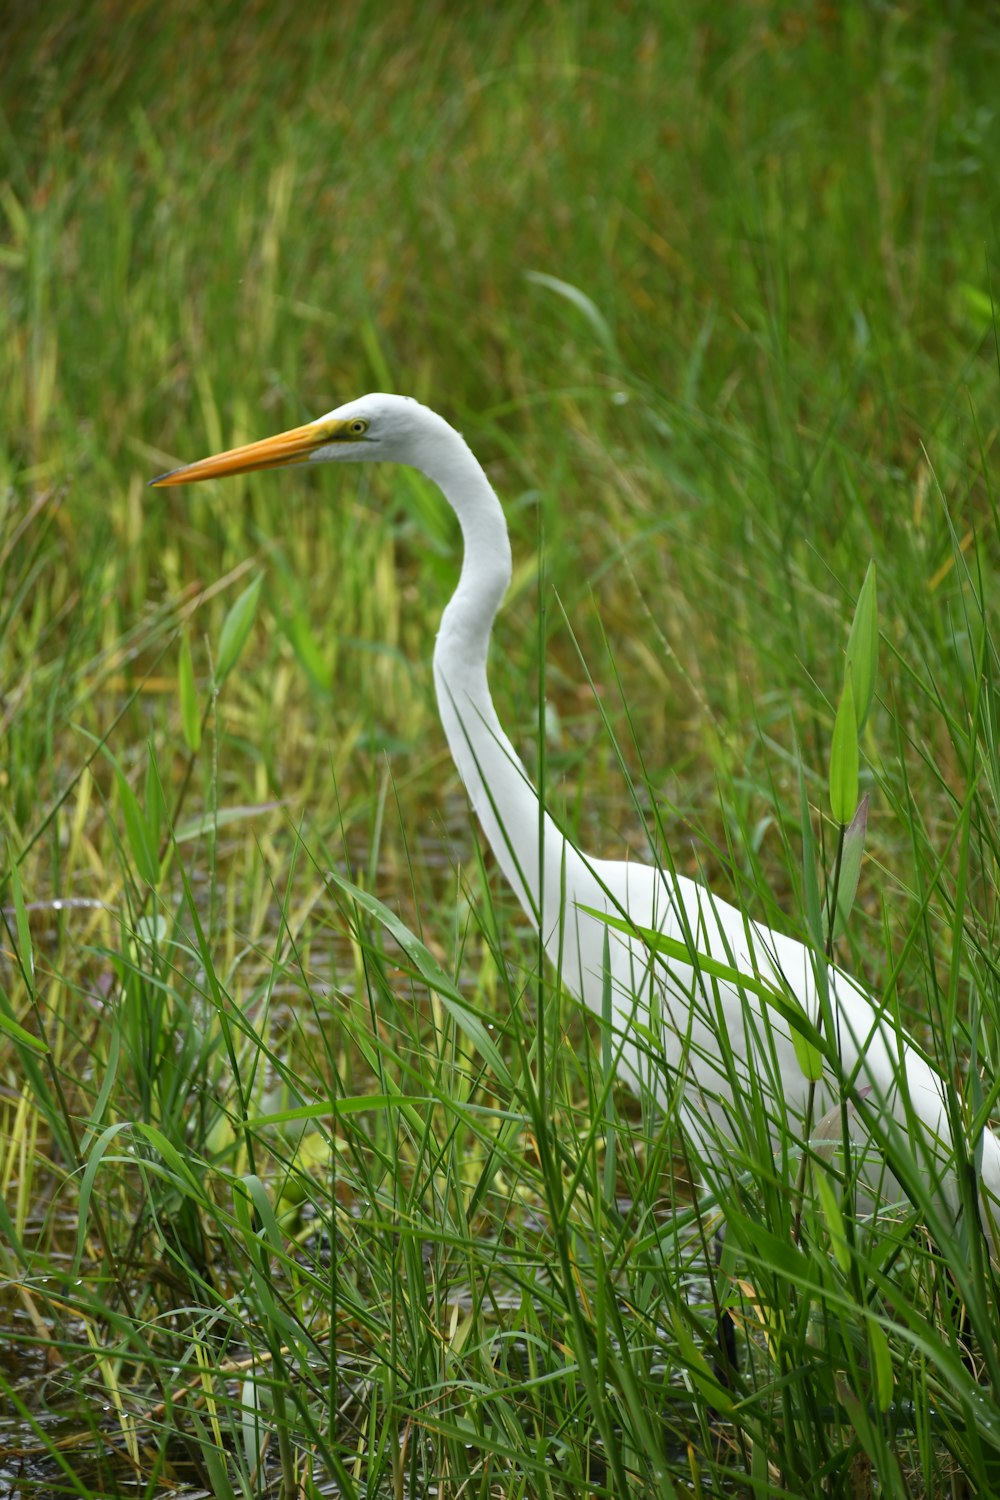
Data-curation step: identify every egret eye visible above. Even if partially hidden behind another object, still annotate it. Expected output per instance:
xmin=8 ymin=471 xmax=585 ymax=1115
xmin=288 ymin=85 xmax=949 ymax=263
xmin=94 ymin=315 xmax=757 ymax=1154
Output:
xmin=348 ymin=419 xmax=369 ymax=436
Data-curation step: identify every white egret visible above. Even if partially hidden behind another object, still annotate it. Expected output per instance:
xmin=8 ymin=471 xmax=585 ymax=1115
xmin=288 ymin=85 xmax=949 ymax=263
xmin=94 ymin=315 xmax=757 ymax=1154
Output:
xmin=153 ymin=394 xmax=1000 ymax=1234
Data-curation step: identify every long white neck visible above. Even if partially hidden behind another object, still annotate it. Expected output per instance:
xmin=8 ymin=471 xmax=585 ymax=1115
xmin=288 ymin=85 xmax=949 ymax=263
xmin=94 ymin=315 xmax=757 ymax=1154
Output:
xmin=415 ymin=419 xmax=593 ymax=959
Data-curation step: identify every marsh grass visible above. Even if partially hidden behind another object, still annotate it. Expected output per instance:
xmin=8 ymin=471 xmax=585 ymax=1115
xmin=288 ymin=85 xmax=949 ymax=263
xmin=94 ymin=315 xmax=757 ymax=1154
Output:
xmin=2 ymin=2 xmax=1000 ymax=1495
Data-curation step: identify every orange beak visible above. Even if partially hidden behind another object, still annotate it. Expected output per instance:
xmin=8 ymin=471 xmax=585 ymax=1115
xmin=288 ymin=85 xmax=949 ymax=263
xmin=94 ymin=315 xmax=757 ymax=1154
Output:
xmin=150 ymin=418 xmax=341 ymax=487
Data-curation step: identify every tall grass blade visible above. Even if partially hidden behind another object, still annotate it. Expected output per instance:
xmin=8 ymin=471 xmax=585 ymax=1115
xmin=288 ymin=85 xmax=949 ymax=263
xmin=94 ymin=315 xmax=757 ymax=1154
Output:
xmin=845 ymin=560 xmax=878 ymax=733
xmin=215 ymin=572 xmax=263 ymax=686
xmin=829 ymin=665 xmax=859 ymax=826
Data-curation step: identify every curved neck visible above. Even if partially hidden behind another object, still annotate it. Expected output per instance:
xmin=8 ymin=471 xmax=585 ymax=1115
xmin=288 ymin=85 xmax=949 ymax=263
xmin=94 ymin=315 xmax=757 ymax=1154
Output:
xmin=420 ymin=427 xmax=589 ymax=950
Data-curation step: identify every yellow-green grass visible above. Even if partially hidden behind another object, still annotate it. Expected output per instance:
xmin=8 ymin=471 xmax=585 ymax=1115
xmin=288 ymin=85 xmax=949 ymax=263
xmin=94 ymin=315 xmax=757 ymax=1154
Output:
xmin=1 ymin=3 xmax=999 ymax=1495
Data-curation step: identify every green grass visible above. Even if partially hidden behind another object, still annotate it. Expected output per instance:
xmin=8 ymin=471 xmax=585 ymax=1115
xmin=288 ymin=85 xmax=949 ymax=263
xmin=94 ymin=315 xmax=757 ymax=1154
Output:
xmin=2 ymin=2 xmax=1000 ymax=1495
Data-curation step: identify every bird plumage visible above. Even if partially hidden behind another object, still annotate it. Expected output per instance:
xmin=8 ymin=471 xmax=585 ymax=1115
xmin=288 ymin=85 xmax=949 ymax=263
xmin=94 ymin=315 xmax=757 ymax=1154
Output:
xmin=153 ymin=393 xmax=1000 ymax=1235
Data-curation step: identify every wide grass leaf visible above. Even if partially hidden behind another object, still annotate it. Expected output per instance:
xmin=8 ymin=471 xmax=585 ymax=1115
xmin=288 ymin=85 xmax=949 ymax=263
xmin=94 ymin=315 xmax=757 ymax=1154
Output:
xmin=868 ymin=1318 xmax=894 ymax=1413
xmin=0 ymin=1004 xmax=47 ymax=1052
xmin=829 ymin=666 xmax=859 ymax=827
xmin=215 ymin=573 xmax=263 ymax=686
xmin=845 ymin=560 xmax=878 ymax=733
xmin=116 ymin=766 xmax=160 ymax=886
xmin=582 ymin=903 xmax=829 ymax=1079
xmin=178 ymin=630 xmax=201 ymax=750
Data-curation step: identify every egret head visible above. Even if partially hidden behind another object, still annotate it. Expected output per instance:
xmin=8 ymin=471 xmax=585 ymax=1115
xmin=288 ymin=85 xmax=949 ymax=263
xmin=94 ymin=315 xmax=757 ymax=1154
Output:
xmin=150 ymin=392 xmax=441 ymax=487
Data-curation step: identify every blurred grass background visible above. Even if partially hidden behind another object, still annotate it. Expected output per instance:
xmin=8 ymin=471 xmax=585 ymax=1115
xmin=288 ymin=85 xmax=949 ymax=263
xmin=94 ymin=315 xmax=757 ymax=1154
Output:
xmin=2 ymin=2 xmax=1000 ymax=1496
xmin=3 ymin=1 xmax=998 ymax=874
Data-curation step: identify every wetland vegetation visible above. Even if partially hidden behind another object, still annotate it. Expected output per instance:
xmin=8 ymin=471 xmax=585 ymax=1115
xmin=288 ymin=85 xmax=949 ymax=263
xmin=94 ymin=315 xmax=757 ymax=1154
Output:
xmin=2 ymin=3 xmax=1000 ymax=1495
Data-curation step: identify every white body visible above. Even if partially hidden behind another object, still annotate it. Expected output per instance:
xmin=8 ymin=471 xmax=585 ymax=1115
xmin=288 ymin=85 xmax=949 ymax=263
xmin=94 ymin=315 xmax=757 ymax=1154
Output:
xmin=405 ymin=395 xmax=1000 ymax=1229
